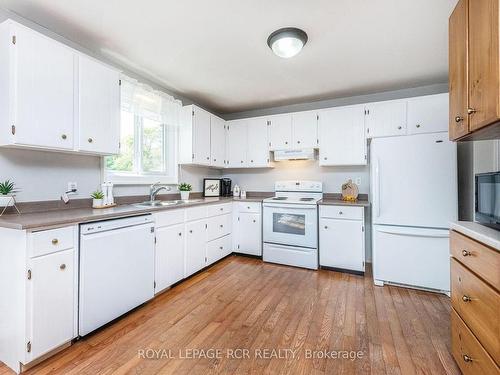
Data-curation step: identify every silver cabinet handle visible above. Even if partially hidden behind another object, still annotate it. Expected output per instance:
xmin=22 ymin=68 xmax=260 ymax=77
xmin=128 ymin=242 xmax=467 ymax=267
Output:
xmin=462 ymin=295 xmax=471 ymax=302
xmin=285 ymin=141 xmax=288 ymax=145
xmin=61 ymin=134 xmax=67 ymax=140
xmin=462 ymin=250 xmax=471 ymax=257
xmin=324 ymin=226 xmax=328 ymax=229
xmin=220 ymin=224 xmax=224 ymax=228
xmin=338 ymin=211 xmax=343 ymax=215
xmin=416 ymin=124 xmax=421 ymax=128
xmin=219 ymin=246 xmax=223 ymax=250
xmin=397 ymin=126 xmax=402 ymax=130
xmin=455 ymin=115 xmax=463 ymax=123
xmin=60 ymin=264 xmax=66 ymax=270
xmin=178 ymin=232 xmax=182 ymax=236
xmin=463 ymin=354 xmax=473 ymax=363
xmin=52 ymin=238 xmax=59 ymax=245
xmin=88 ymin=138 xmax=93 ymax=143
xmin=253 ymin=220 xmax=256 ymax=223
xmin=189 ymin=230 xmax=193 ymax=233
xmin=467 ymin=108 xmax=476 ymax=115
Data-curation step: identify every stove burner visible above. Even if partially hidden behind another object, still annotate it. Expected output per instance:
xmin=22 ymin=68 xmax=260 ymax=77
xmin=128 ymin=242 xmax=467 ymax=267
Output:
xmin=272 ymin=197 xmax=288 ymax=200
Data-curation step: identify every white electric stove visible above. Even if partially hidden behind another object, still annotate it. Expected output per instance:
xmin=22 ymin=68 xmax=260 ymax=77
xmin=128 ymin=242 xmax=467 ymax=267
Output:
xmin=262 ymin=181 xmax=323 ymax=269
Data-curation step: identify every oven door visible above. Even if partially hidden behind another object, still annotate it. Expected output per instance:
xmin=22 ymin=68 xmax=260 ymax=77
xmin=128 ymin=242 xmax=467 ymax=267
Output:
xmin=263 ymin=203 xmax=318 ymax=248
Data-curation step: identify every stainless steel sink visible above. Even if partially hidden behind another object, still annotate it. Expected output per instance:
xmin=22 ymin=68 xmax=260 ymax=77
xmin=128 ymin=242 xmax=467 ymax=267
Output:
xmin=134 ymin=199 xmax=204 ymax=208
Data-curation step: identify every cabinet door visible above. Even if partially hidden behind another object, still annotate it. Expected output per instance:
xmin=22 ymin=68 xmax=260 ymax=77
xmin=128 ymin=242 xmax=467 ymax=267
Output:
xmin=210 ymin=115 xmax=226 ymax=168
xmin=449 ymin=0 xmax=469 ymax=140
xmin=14 ymin=25 xmax=75 ymax=150
xmin=365 ymin=100 xmax=407 ymax=138
xmin=268 ymin=114 xmax=292 ymax=150
xmin=226 ymin=120 xmax=247 ymax=168
xmin=319 ymin=218 xmax=364 ymax=272
xmin=206 ymin=235 xmax=232 ymax=265
xmin=247 ymin=118 xmax=270 ymax=167
xmin=192 ymin=106 xmax=211 ymax=165
xmin=155 ymin=224 xmax=184 ymax=293
xmin=237 ymin=212 xmax=262 ymax=256
xmin=27 ymin=248 xmax=75 ymax=361
xmin=78 ymin=56 xmax=120 ymax=154
xmin=185 ymin=219 xmax=207 ymax=277
xmin=468 ymin=0 xmax=500 ymax=131
xmin=407 ymin=94 xmax=449 ymax=135
xmin=318 ymin=106 xmax=366 ymax=166
xmin=292 ymin=111 xmax=318 ymax=148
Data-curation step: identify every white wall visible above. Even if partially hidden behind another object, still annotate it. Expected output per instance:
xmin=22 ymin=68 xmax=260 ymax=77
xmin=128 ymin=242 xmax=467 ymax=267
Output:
xmin=223 ymin=160 xmax=369 ymax=193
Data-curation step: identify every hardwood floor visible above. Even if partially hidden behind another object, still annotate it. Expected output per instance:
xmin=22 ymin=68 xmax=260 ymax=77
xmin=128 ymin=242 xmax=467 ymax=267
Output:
xmin=1 ymin=256 xmax=460 ymax=375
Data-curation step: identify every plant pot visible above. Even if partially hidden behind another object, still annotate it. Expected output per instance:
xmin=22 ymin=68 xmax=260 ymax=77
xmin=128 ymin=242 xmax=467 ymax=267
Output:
xmin=0 ymin=195 xmax=15 ymax=207
xmin=180 ymin=191 xmax=190 ymax=200
xmin=92 ymin=198 xmax=103 ymax=208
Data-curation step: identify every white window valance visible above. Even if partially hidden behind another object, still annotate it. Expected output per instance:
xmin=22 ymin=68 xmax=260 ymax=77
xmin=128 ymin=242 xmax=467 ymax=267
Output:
xmin=120 ymin=76 xmax=182 ymax=126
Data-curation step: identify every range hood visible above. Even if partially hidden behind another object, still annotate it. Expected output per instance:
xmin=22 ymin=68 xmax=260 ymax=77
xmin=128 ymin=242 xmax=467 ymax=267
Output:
xmin=273 ymin=148 xmax=315 ymax=161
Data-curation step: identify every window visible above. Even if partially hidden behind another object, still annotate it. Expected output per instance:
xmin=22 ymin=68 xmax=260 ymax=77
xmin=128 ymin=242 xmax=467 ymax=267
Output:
xmin=104 ymin=77 xmax=181 ymax=184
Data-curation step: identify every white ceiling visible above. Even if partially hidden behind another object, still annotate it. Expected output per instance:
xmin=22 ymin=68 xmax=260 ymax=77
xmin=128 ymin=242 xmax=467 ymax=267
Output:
xmin=0 ymin=0 xmax=457 ymax=114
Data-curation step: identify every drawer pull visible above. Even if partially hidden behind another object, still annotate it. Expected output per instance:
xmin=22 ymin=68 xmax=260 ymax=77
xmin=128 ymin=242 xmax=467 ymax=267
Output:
xmin=88 ymin=137 xmax=93 ymax=143
xmin=219 ymin=246 xmax=223 ymax=250
xmin=61 ymin=134 xmax=67 ymax=140
xmin=60 ymin=264 xmax=66 ymax=270
xmin=324 ymin=226 xmax=328 ymax=229
xmin=220 ymin=224 xmax=224 ymax=228
xmin=178 ymin=232 xmax=182 ymax=236
xmin=52 ymin=238 xmax=59 ymax=245
xmin=462 ymin=295 xmax=472 ymax=302
xmin=463 ymin=354 xmax=473 ymax=363
xmin=253 ymin=220 xmax=256 ymax=223
xmin=220 ymin=208 xmax=224 ymax=211
xmin=247 ymin=206 xmax=251 ymax=209
xmin=189 ymin=230 xmax=193 ymax=234
xmin=461 ymin=250 xmax=471 ymax=257
xmin=338 ymin=211 xmax=343 ymax=215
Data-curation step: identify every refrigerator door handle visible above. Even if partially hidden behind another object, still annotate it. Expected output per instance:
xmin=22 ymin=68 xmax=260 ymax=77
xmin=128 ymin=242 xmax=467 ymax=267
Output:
xmin=374 ymin=157 xmax=380 ymax=218
xmin=375 ymin=226 xmax=450 ymax=238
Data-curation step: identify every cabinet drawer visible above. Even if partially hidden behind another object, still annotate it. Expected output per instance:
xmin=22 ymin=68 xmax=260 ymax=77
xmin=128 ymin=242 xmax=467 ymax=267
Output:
xmin=238 ymin=202 xmax=261 ymax=213
xmin=451 ymin=258 xmax=499 ymax=364
xmin=450 ymin=230 xmax=499 ymax=290
xmin=207 ymin=214 xmax=231 ymax=241
xmin=207 ymin=203 xmax=232 ymax=217
xmin=30 ymin=226 xmax=75 ymax=257
xmin=185 ymin=206 xmax=207 ymax=222
xmin=451 ymin=308 xmax=499 ymax=375
xmin=206 ymin=235 xmax=232 ymax=265
xmin=319 ymin=205 xmax=363 ymax=220
xmin=154 ymin=209 xmax=185 ymax=228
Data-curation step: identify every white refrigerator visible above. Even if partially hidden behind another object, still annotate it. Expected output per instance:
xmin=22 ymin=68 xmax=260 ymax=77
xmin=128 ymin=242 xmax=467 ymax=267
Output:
xmin=371 ymin=132 xmax=457 ymax=292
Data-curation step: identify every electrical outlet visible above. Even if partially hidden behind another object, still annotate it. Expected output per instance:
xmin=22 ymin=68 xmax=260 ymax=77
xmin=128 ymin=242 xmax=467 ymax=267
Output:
xmin=67 ymin=182 xmax=78 ymax=194
xmin=355 ymin=177 xmax=361 ymax=186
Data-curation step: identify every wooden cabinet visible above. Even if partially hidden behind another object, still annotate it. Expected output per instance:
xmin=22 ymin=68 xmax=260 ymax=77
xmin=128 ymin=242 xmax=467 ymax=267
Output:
xmin=319 ymin=205 xmax=365 ymax=272
xmin=179 ymin=105 xmax=211 ymax=166
xmin=210 ymin=115 xmax=226 ymax=168
xmin=154 ymin=223 xmax=184 ymax=293
xmin=449 ymin=0 xmax=500 ymax=140
xmin=78 ymin=55 xmax=121 ymax=155
xmin=291 ymin=111 xmax=318 ymax=148
xmin=365 ymin=100 xmax=407 ymax=138
xmin=226 ymin=120 xmax=248 ymax=168
xmin=26 ymin=248 xmax=76 ymax=361
xmin=318 ymin=105 xmax=366 ymax=166
xmin=407 ymin=94 xmax=449 ymax=135
xmin=185 ymin=219 xmax=207 ymax=277
xmin=268 ymin=114 xmax=292 ymax=150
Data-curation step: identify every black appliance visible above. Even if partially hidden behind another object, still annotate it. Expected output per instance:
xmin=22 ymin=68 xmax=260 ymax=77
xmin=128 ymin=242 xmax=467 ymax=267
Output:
xmin=220 ymin=178 xmax=232 ymax=197
xmin=475 ymin=171 xmax=500 ymax=230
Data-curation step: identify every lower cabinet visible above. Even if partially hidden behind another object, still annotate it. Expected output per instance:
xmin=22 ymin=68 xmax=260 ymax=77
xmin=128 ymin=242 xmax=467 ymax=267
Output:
xmin=185 ymin=219 xmax=208 ymax=277
xmin=206 ymin=235 xmax=232 ymax=264
xmin=154 ymin=223 xmax=185 ymax=293
xmin=319 ymin=205 xmax=365 ymax=272
xmin=233 ymin=202 xmax=262 ymax=256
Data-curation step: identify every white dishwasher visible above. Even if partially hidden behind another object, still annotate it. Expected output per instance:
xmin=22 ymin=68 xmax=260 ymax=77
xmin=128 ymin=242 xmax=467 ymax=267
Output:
xmin=79 ymin=215 xmax=155 ymax=336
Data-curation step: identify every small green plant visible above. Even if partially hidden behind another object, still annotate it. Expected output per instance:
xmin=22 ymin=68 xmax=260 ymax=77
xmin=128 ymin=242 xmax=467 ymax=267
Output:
xmin=178 ymin=183 xmax=192 ymax=192
xmin=0 ymin=180 xmax=17 ymax=195
xmin=91 ymin=190 xmax=105 ymax=199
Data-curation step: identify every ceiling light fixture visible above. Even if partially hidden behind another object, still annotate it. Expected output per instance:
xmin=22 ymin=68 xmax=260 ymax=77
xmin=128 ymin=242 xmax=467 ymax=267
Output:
xmin=267 ymin=27 xmax=308 ymax=58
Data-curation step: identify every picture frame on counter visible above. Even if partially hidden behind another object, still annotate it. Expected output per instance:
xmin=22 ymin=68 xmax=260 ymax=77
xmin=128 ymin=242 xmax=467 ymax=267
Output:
xmin=203 ymin=178 xmax=220 ymax=197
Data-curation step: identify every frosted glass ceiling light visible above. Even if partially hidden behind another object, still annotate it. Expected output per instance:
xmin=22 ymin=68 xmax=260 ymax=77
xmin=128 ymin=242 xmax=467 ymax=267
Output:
xmin=267 ymin=27 xmax=308 ymax=58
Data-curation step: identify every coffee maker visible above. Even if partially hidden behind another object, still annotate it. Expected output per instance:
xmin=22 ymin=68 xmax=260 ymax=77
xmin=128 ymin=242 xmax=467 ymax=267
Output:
xmin=220 ymin=178 xmax=232 ymax=197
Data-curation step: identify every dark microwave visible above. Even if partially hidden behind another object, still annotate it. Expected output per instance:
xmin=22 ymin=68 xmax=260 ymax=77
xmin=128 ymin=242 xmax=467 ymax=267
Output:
xmin=475 ymin=172 xmax=500 ymax=230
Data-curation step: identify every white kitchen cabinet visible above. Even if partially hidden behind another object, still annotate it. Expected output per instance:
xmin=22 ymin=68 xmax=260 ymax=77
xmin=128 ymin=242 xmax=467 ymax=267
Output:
xmin=407 ymin=93 xmax=449 ymax=135
xmin=247 ymin=118 xmax=271 ymax=167
xmin=319 ymin=206 xmax=365 ymax=272
xmin=26 ymin=248 xmax=75 ymax=362
xmin=318 ymin=105 xmax=367 ymax=166
xmin=233 ymin=202 xmax=262 ymax=256
xmin=206 ymin=235 xmax=232 ymax=265
xmin=185 ymin=219 xmax=207 ymax=277
xmin=268 ymin=114 xmax=292 ymax=150
xmin=226 ymin=120 xmax=248 ymax=168
xmin=78 ymin=55 xmax=121 ymax=155
xmin=365 ymin=100 xmax=407 ymax=138
xmin=0 ymin=20 xmax=75 ymax=150
xmin=179 ymin=105 xmax=211 ymax=166
xmin=154 ymin=223 xmax=184 ymax=293
xmin=292 ymin=111 xmax=318 ymax=148
xmin=210 ymin=115 xmax=226 ymax=168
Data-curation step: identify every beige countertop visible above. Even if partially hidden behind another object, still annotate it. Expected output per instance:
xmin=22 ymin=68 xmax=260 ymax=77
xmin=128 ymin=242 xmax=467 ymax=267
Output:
xmin=450 ymin=221 xmax=500 ymax=251
xmin=318 ymin=198 xmax=370 ymax=207
xmin=0 ymin=196 xmax=267 ymax=231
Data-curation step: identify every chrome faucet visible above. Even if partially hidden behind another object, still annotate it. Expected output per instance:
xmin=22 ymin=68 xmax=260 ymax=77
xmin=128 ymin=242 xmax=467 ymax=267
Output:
xmin=149 ymin=182 xmax=170 ymax=202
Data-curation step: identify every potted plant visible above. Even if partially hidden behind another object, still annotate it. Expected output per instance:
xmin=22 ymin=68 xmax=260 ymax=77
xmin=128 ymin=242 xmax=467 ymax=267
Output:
xmin=178 ymin=182 xmax=192 ymax=201
xmin=91 ymin=190 xmax=105 ymax=208
xmin=0 ymin=180 xmax=18 ymax=207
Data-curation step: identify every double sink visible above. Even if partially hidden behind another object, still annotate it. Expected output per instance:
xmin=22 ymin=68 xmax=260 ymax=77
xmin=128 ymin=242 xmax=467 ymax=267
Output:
xmin=134 ymin=199 xmax=205 ymax=208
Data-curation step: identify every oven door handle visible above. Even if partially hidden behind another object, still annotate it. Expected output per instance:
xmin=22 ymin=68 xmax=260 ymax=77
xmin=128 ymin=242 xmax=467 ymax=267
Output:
xmin=263 ymin=203 xmax=318 ymax=210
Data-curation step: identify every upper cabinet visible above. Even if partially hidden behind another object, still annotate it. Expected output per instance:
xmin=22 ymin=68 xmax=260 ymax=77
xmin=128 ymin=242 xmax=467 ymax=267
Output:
xmin=179 ymin=105 xmax=212 ymax=166
xmin=449 ymin=0 xmax=500 ymax=140
xmin=318 ymin=105 xmax=366 ymax=166
xmin=407 ymin=93 xmax=449 ymax=135
xmin=226 ymin=120 xmax=248 ymax=168
xmin=365 ymin=100 xmax=407 ymax=138
xmin=226 ymin=119 xmax=271 ymax=168
xmin=291 ymin=111 xmax=318 ymax=148
xmin=78 ymin=56 xmax=121 ymax=155
xmin=210 ymin=115 xmax=226 ymax=168
xmin=268 ymin=114 xmax=292 ymax=150
xmin=0 ymin=20 xmax=121 ymax=155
